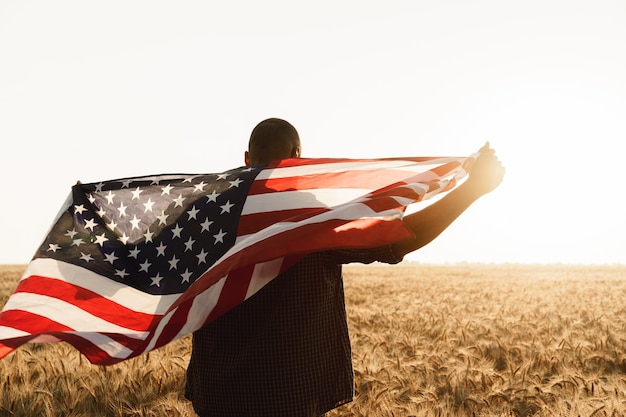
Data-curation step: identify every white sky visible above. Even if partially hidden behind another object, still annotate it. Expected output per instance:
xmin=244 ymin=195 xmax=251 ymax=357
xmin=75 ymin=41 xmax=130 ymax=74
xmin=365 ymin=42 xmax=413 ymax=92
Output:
xmin=1 ymin=0 xmax=625 ymax=265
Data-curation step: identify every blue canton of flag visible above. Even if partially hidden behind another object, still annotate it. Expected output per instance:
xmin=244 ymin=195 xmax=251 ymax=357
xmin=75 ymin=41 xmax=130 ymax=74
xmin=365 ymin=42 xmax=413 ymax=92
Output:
xmin=36 ymin=166 xmax=262 ymax=295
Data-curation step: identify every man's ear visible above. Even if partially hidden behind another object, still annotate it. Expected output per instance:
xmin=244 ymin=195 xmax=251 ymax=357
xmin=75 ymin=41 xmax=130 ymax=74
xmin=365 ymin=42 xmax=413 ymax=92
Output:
xmin=293 ymin=147 xmax=301 ymax=158
xmin=244 ymin=150 xmax=251 ymax=165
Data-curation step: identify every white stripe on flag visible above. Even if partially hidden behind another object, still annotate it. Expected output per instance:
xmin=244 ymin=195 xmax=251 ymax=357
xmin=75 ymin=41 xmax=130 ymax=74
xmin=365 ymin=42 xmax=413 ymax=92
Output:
xmin=241 ymin=188 xmax=369 ymax=215
xmin=73 ymin=332 xmax=134 ymax=359
xmin=245 ymin=258 xmax=284 ymax=299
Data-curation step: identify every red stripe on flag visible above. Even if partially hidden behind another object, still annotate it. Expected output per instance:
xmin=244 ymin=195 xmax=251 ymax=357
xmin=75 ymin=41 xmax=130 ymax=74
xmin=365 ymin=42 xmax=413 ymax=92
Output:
xmin=141 ymin=293 xmax=196 ymax=359
xmin=13 ymin=276 xmax=158 ymax=331
xmin=0 ymin=309 xmax=74 ymax=334
xmin=206 ymin=264 xmax=255 ymax=322
xmin=237 ymin=208 xmax=329 ymax=236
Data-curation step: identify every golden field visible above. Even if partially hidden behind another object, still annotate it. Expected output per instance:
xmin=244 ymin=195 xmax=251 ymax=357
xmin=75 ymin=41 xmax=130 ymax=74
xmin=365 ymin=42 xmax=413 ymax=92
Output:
xmin=1 ymin=263 xmax=626 ymax=417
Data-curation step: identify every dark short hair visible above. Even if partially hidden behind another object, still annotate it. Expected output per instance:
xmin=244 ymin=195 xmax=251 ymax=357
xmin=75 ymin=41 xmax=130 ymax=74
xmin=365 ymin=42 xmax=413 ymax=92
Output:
xmin=248 ymin=118 xmax=300 ymax=165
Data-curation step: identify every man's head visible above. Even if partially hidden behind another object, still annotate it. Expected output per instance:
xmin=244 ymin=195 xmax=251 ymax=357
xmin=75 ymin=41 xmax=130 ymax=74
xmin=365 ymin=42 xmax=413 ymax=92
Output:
xmin=245 ymin=118 xmax=301 ymax=166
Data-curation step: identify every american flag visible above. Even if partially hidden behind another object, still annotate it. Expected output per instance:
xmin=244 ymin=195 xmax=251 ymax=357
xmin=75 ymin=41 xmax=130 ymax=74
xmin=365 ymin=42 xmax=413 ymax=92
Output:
xmin=0 ymin=155 xmax=474 ymax=364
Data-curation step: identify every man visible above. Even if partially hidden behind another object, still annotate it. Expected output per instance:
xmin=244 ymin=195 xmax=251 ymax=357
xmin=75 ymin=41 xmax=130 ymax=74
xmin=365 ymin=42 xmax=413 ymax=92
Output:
xmin=185 ymin=118 xmax=505 ymax=417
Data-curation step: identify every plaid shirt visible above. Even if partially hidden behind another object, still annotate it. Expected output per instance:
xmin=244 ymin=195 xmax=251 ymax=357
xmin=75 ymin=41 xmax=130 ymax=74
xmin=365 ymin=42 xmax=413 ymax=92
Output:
xmin=185 ymin=246 xmax=401 ymax=417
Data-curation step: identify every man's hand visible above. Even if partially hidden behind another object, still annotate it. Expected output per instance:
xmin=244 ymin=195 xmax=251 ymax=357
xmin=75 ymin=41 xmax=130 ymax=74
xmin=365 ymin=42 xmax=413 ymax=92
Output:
xmin=463 ymin=142 xmax=505 ymax=197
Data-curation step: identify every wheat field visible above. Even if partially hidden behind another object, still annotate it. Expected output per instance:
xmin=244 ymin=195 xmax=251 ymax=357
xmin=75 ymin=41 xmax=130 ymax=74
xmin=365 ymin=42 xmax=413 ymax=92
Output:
xmin=1 ymin=263 xmax=626 ymax=417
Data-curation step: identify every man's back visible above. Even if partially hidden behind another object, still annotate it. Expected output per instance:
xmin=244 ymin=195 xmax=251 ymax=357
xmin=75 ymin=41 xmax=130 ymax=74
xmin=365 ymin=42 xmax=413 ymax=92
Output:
xmin=185 ymin=248 xmax=400 ymax=417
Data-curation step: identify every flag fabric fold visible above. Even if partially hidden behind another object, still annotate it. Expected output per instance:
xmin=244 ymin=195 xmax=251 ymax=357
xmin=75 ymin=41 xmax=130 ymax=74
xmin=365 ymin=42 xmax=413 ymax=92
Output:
xmin=0 ymin=154 xmax=475 ymax=364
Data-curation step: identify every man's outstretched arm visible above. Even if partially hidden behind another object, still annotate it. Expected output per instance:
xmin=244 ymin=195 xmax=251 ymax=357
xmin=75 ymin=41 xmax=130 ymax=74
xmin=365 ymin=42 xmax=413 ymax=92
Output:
xmin=392 ymin=143 xmax=505 ymax=258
